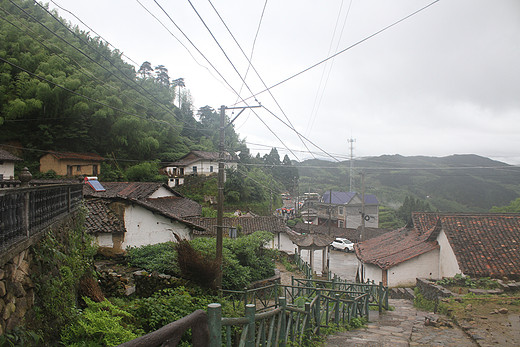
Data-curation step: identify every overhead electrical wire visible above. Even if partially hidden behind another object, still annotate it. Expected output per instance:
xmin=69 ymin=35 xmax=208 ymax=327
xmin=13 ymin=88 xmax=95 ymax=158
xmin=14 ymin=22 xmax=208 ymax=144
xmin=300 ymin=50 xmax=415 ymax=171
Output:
xmin=49 ymin=0 xmax=141 ymax=67
xmin=306 ymin=0 xmax=353 ymax=136
xmin=150 ymin=0 xmax=300 ymax=161
xmin=3 ymin=0 xmax=217 ymax=135
xmin=234 ymin=0 xmax=441 ymax=105
xmin=29 ymin=0 xmax=191 ymax=128
xmin=205 ymin=0 xmax=316 ymax=160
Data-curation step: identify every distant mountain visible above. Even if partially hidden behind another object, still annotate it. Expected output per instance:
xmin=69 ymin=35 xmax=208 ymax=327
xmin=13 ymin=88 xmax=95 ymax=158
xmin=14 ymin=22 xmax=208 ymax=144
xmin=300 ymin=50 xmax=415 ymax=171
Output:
xmin=297 ymin=154 xmax=520 ymax=212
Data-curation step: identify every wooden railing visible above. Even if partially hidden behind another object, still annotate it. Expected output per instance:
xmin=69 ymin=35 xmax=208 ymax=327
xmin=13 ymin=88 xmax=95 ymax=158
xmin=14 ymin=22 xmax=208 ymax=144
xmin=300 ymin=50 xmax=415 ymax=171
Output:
xmin=0 ymin=183 xmax=83 ymax=251
xmin=118 ymin=309 xmax=209 ymax=347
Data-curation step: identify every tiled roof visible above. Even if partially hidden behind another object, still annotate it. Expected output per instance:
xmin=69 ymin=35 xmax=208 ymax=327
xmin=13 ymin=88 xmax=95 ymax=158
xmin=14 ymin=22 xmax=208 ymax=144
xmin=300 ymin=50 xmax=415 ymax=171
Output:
xmin=83 ymin=181 xmax=204 ymax=230
xmin=413 ymin=212 xmax=520 ymax=279
xmin=46 ymin=151 xmax=104 ymax=161
xmin=186 ymin=216 xmax=287 ymax=235
xmin=84 ymin=199 xmax=125 ymax=234
xmin=320 ymin=191 xmax=378 ymax=205
xmin=166 ymin=151 xmax=237 ymax=166
xmin=84 ymin=182 xmax=171 ymax=200
xmin=292 ymin=223 xmax=389 ymax=243
xmin=355 ymin=227 xmax=439 ymax=270
xmin=0 ymin=149 xmax=22 ymax=161
xmin=288 ymin=232 xmax=334 ymax=248
xmin=145 ymin=196 xmax=202 ymax=218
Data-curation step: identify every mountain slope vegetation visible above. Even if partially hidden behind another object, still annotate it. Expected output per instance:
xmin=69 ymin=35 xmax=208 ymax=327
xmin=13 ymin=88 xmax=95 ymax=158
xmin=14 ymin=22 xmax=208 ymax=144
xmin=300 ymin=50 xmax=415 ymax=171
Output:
xmin=298 ymin=154 xmax=520 ymax=212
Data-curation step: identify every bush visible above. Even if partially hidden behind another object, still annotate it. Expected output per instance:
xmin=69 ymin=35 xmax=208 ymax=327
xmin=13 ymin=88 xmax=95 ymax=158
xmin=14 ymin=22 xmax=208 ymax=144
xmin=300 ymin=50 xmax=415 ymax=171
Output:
xmin=61 ymin=298 xmax=140 ymax=347
xmin=126 ymin=242 xmax=177 ymax=275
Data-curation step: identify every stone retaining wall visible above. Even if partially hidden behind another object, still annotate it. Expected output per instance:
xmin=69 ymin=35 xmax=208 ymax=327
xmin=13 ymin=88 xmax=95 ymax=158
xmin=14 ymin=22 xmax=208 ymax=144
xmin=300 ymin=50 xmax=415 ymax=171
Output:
xmin=0 ymin=249 xmax=35 ymax=335
xmin=416 ymin=278 xmax=455 ymax=301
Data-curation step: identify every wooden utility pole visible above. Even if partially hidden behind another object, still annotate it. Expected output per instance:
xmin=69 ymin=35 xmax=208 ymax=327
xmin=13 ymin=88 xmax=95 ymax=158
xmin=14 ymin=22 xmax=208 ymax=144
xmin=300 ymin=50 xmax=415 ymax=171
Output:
xmin=360 ymin=172 xmax=366 ymax=241
xmin=216 ymin=104 xmax=261 ymax=290
xmin=215 ymin=105 xmax=225 ymax=290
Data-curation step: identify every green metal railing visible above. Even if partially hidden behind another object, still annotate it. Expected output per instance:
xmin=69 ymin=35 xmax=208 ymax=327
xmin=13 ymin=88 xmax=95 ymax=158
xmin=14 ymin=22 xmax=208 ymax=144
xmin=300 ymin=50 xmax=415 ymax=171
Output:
xmin=208 ymin=289 xmax=371 ymax=347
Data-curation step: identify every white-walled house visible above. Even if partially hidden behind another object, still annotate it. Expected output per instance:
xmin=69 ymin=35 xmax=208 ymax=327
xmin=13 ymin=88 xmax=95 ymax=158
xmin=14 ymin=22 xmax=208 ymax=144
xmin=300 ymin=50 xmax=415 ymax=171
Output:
xmin=0 ymin=149 xmax=22 ymax=180
xmin=84 ymin=181 xmax=204 ymax=253
xmin=355 ymin=212 xmax=520 ymax=287
xmin=317 ymin=191 xmax=379 ymax=229
xmin=162 ymin=151 xmax=238 ymax=187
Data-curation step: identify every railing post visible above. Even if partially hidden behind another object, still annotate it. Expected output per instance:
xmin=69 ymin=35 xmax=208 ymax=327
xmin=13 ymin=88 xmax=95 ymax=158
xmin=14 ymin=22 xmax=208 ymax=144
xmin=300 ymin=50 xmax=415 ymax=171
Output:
xmin=279 ymin=297 xmax=286 ymax=347
xmin=208 ymin=303 xmax=222 ymax=347
xmin=334 ymin=293 xmax=340 ymax=326
xmin=24 ymin=190 xmax=30 ymax=237
xmin=244 ymin=287 xmax=248 ymax=308
xmin=304 ymin=302 xmax=311 ymax=341
xmin=378 ymin=281 xmax=383 ymax=313
xmin=315 ymin=293 xmax=321 ymax=335
xmin=245 ymin=304 xmax=256 ymax=347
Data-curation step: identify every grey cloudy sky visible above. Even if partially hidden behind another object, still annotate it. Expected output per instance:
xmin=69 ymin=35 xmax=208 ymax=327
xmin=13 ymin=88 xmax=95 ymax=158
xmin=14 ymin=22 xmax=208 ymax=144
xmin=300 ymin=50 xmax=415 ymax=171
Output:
xmin=48 ymin=0 xmax=520 ymax=164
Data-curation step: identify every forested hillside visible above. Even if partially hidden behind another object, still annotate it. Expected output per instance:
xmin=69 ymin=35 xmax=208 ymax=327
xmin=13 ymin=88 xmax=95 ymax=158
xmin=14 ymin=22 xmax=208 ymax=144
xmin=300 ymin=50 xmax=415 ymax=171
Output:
xmin=298 ymin=154 xmax=520 ymax=212
xmin=0 ymin=0 xmax=301 ymax=210
xmin=0 ymin=0 xmax=246 ymax=165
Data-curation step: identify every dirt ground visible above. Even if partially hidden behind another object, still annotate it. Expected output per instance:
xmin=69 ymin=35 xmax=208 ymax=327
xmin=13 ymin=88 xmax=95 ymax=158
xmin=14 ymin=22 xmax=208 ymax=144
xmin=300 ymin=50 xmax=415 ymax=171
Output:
xmin=441 ymin=295 xmax=520 ymax=346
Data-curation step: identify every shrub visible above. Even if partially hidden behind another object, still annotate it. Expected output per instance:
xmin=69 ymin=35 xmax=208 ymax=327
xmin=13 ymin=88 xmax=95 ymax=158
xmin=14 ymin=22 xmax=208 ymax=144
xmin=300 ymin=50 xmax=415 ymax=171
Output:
xmin=126 ymin=242 xmax=178 ymax=275
xmin=61 ymin=298 xmax=140 ymax=347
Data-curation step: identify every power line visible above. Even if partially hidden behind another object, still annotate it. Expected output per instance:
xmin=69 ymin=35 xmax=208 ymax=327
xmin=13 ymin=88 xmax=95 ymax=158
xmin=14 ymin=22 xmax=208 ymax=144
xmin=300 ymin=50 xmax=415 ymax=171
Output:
xmin=150 ymin=0 xmax=300 ymax=161
xmin=29 ymin=0 xmax=189 ymax=127
xmin=235 ymin=0 xmax=441 ymax=105
xmin=206 ymin=0 xmax=316 ymax=160
xmin=49 ymin=0 xmax=140 ymax=67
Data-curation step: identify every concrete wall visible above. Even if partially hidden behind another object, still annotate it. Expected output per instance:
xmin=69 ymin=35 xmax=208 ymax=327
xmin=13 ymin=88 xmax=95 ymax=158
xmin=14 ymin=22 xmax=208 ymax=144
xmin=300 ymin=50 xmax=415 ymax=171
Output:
xmin=437 ymin=229 xmax=462 ymax=278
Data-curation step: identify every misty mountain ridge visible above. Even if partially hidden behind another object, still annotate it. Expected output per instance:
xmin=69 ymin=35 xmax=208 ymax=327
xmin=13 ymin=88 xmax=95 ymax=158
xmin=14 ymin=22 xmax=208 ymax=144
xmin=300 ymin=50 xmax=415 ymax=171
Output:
xmin=297 ymin=154 xmax=520 ymax=212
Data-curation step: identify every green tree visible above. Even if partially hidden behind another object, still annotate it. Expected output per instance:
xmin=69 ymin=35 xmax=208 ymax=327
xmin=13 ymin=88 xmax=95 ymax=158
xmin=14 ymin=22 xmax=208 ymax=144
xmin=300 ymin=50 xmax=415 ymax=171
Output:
xmin=490 ymin=198 xmax=520 ymax=212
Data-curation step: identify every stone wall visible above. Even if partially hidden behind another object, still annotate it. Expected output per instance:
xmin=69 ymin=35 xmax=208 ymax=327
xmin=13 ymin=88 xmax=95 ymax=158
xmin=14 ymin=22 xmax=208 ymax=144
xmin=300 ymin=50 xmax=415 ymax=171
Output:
xmin=416 ymin=278 xmax=455 ymax=301
xmin=0 ymin=249 xmax=35 ymax=335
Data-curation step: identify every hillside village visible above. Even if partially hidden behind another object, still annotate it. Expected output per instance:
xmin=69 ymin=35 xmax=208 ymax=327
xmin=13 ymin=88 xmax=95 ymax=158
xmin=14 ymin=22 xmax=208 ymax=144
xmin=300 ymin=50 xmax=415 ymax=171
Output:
xmin=1 ymin=0 xmax=519 ymax=345
xmin=1 ymin=148 xmax=520 ymax=344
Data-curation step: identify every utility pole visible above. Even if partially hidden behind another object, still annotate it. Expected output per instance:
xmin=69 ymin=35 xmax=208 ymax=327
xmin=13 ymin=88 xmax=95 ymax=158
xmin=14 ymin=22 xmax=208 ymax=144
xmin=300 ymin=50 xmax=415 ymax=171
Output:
xmin=216 ymin=104 xmax=261 ymax=290
xmin=347 ymin=138 xmax=356 ymax=192
xmin=360 ymin=172 xmax=366 ymax=241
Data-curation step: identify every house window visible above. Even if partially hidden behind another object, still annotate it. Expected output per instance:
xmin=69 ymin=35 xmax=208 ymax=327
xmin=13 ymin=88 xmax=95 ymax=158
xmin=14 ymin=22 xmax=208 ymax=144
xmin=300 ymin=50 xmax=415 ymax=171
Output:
xmin=192 ymin=166 xmax=197 ymax=174
xmin=67 ymin=165 xmax=73 ymax=176
xmin=339 ymin=220 xmax=344 ymax=228
xmin=93 ymin=165 xmax=98 ymax=175
xmin=76 ymin=165 xmax=81 ymax=172
xmin=338 ymin=206 xmax=344 ymax=215
xmin=210 ymin=166 xmax=214 ymax=173
xmin=179 ymin=168 xmax=184 ymax=175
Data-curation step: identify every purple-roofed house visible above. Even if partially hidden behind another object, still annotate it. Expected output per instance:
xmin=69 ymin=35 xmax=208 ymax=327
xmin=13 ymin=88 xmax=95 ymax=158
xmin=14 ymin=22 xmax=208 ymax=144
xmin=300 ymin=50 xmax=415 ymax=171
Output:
xmin=317 ymin=191 xmax=379 ymax=229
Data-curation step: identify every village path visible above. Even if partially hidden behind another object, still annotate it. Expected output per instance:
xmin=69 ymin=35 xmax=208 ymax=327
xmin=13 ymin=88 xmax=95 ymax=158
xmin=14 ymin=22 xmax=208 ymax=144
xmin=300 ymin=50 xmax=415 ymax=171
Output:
xmin=325 ymin=299 xmax=477 ymax=347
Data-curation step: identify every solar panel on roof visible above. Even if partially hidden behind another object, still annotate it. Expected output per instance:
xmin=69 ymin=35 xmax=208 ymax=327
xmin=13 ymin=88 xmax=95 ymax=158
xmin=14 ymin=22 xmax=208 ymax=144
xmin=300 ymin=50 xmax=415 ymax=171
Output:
xmin=88 ymin=179 xmax=106 ymax=192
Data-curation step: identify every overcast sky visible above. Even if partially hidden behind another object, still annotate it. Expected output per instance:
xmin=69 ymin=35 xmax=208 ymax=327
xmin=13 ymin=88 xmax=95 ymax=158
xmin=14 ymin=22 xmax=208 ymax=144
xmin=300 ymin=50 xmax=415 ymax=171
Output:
xmin=47 ymin=0 xmax=520 ymax=164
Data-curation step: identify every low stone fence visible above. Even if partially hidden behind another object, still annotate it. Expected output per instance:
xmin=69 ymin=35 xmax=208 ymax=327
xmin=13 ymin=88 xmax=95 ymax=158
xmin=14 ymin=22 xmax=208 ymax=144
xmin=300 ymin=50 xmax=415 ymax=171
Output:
xmin=416 ymin=278 xmax=455 ymax=301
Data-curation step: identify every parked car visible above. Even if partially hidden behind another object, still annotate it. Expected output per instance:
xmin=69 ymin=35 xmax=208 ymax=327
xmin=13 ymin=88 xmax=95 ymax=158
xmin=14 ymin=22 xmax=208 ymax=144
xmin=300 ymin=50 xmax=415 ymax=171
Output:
xmin=330 ymin=238 xmax=354 ymax=252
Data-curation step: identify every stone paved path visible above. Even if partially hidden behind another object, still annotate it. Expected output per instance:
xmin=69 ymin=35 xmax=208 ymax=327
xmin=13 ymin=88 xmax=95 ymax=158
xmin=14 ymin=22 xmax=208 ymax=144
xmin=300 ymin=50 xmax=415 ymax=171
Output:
xmin=325 ymin=299 xmax=477 ymax=347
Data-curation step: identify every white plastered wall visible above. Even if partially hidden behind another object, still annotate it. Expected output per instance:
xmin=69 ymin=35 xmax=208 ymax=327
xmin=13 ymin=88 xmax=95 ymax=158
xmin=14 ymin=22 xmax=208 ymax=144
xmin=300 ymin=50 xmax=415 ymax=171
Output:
xmin=122 ymin=205 xmax=191 ymax=248
xmin=0 ymin=162 xmax=15 ymax=179
xmin=436 ymin=229 xmax=462 ymax=278
xmin=387 ymin=249 xmax=440 ymax=287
